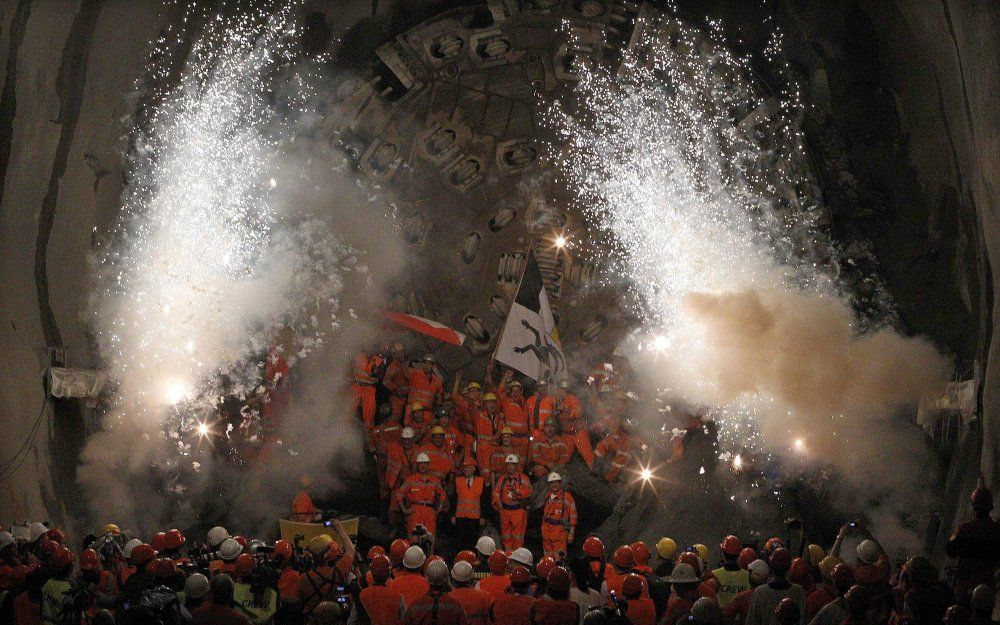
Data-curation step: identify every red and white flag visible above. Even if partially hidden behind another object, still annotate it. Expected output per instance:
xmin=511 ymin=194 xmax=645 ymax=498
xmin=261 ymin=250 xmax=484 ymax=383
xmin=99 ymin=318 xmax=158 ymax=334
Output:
xmin=383 ymin=311 xmax=466 ymax=346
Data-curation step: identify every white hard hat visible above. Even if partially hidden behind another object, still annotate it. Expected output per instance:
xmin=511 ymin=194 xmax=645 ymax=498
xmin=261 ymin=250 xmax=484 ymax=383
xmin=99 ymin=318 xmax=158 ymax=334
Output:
xmin=511 ymin=547 xmax=533 ymax=567
xmin=667 ymin=562 xmax=699 ymax=583
xmin=403 ymin=545 xmax=426 ymax=570
xmin=0 ymin=532 xmax=14 ymax=550
xmin=401 ymin=427 xmax=415 ymax=439
xmin=505 ymin=454 xmax=519 ymax=464
xmin=547 ymin=472 xmax=562 ymax=483
xmin=426 ymin=559 xmax=450 ymax=585
xmin=11 ymin=525 xmax=29 ymax=543
xmin=207 ymin=526 xmax=230 ymax=547
xmin=28 ymin=522 xmax=48 ymax=542
xmin=416 ymin=452 xmax=431 ymax=463
xmin=452 ymin=560 xmax=475 ymax=583
xmin=475 ymin=536 xmax=496 ymax=557
xmin=856 ymin=539 xmax=880 ymax=565
xmin=220 ymin=538 xmax=243 ymax=561
xmin=748 ymin=559 xmax=770 ymax=584
xmin=123 ymin=538 xmax=142 ymax=558
xmin=184 ymin=573 xmax=210 ymax=599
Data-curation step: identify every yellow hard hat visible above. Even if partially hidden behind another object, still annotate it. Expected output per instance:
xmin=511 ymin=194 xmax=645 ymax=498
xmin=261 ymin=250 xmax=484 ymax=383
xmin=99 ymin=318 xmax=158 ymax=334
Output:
xmin=818 ymin=555 xmax=842 ymax=580
xmin=483 ymin=393 xmax=497 ymax=401
xmin=499 ymin=427 xmax=514 ymax=436
xmin=410 ymin=402 xmax=424 ymax=411
xmin=467 ymin=382 xmax=482 ymax=390
xmin=101 ymin=524 xmax=121 ymax=535
xmin=693 ymin=543 xmax=708 ymax=561
xmin=656 ymin=537 xmax=677 ymax=560
xmin=807 ymin=544 xmax=826 ymax=566
xmin=430 ymin=426 xmax=445 ymax=435
xmin=308 ymin=534 xmax=333 ymax=557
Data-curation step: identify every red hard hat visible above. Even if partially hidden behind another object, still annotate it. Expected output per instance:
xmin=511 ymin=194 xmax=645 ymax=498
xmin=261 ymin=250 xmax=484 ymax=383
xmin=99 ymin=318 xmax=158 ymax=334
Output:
xmin=613 ymin=546 xmax=635 ymax=569
xmin=131 ymin=544 xmax=157 ymax=565
xmin=788 ymin=558 xmax=812 ymax=586
xmin=40 ymin=539 xmax=60 ymax=557
xmin=738 ymin=547 xmax=757 ymax=570
xmin=367 ymin=545 xmax=386 ymax=562
xmin=164 ymin=529 xmax=185 ymax=550
xmin=622 ymin=573 xmax=644 ymax=598
xmin=456 ymin=550 xmax=478 ymax=565
xmin=510 ymin=565 xmax=531 ymax=585
xmin=765 ymin=537 xmax=784 ymax=552
xmin=831 ymin=563 xmax=855 ymax=589
xmin=79 ymin=548 xmax=100 ymax=571
xmin=234 ymin=536 xmax=249 ymax=548
xmin=488 ymin=549 xmax=508 ymax=573
xmin=273 ymin=540 xmax=293 ymax=561
xmin=370 ymin=554 xmax=391 ymax=581
xmin=583 ymin=536 xmax=605 ymax=559
xmin=769 ymin=548 xmax=792 ymax=574
xmin=721 ymin=535 xmax=742 ymax=556
xmin=45 ymin=528 xmax=66 ymax=545
xmin=389 ymin=539 xmax=410 ymax=564
xmin=49 ymin=546 xmax=74 ymax=570
xmin=151 ymin=532 xmax=167 ymax=552
xmin=548 ymin=566 xmax=571 ymax=593
xmin=234 ymin=553 xmax=256 ymax=577
xmin=155 ymin=558 xmax=179 ymax=578
xmin=678 ymin=551 xmax=700 ymax=571
xmin=630 ymin=541 xmax=651 ymax=565
xmin=537 ymin=556 xmax=556 ymax=580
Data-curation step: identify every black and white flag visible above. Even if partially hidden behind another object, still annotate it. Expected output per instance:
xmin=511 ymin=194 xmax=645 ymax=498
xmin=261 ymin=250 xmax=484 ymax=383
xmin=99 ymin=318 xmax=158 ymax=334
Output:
xmin=495 ymin=250 xmax=566 ymax=381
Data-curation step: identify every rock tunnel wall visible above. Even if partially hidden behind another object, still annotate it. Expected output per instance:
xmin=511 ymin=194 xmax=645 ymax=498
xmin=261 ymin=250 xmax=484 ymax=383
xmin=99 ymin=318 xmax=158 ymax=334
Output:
xmin=0 ymin=0 xmax=995 ymax=537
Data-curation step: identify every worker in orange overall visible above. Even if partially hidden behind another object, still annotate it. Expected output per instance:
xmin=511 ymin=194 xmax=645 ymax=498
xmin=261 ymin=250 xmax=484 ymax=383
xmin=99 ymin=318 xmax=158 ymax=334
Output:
xmin=524 ymin=379 xmax=558 ymax=433
xmin=373 ymin=405 xmax=402 ymax=502
xmin=451 ymin=459 xmax=485 ymax=547
xmin=406 ymin=355 xmax=443 ymax=418
xmin=470 ymin=393 xmax=498 ymax=482
xmin=351 ymin=351 xmax=385 ymax=448
xmin=417 ymin=426 xmax=457 ymax=488
xmin=405 ymin=403 xmax=432 ymax=443
xmin=594 ymin=422 xmax=638 ymax=482
xmin=496 ymin=371 xmax=530 ymax=461
xmin=393 ymin=453 xmax=448 ymax=534
xmin=554 ymin=380 xmax=594 ymax=468
xmin=434 ymin=408 xmax=463 ymax=454
xmin=386 ymin=427 xmax=419 ymax=524
xmin=493 ymin=454 xmax=533 ymax=551
xmin=540 ymin=472 xmax=577 ymax=558
xmin=490 ymin=428 xmax=524 ymax=489
xmin=452 ymin=381 xmax=485 ymax=435
xmin=290 ymin=474 xmax=322 ymax=522
xmin=530 ymin=419 xmax=571 ymax=480
xmin=383 ymin=344 xmax=411 ymax=420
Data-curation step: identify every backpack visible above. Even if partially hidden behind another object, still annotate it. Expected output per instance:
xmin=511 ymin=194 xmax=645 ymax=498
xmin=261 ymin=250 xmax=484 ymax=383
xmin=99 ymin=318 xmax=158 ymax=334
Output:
xmin=125 ymin=585 xmax=185 ymax=625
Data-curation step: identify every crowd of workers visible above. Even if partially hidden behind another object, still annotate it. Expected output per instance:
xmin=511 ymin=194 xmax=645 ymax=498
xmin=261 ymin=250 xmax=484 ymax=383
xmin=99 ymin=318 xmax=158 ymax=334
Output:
xmin=1 ymin=485 xmax=998 ymax=625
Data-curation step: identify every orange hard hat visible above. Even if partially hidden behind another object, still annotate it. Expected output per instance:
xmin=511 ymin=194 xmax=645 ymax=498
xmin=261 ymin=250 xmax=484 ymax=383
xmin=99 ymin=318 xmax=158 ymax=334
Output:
xmin=456 ymin=550 xmax=478 ymax=565
xmin=45 ymin=528 xmax=66 ymax=545
xmin=622 ymin=573 xmax=644 ymax=598
xmin=49 ymin=546 xmax=74 ymax=570
xmin=613 ymin=546 xmax=635 ymax=568
xmin=630 ymin=541 xmax=651 ymax=565
xmin=548 ymin=566 xmax=571 ymax=593
xmin=235 ymin=553 xmax=256 ymax=577
xmin=40 ymin=540 xmax=60 ymax=558
xmin=234 ymin=536 xmax=249 ymax=548
xmin=765 ymin=537 xmax=784 ymax=552
xmin=370 ymin=554 xmax=391 ymax=581
xmin=389 ymin=539 xmax=409 ymax=564
xmin=583 ymin=536 xmax=605 ymax=559
xmin=788 ymin=558 xmax=812 ymax=586
xmin=151 ymin=532 xmax=167 ymax=552
xmin=367 ymin=545 xmax=386 ymax=562
xmin=678 ymin=551 xmax=700 ymax=571
xmin=537 ymin=556 xmax=556 ymax=580
xmin=738 ymin=547 xmax=757 ymax=570
xmin=488 ymin=549 xmax=508 ymax=573
xmin=131 ymin=544 xmax=156 ymax=565
xmin=79 ymin=548 xmax=100 ymax=571
xmin=164 ymin=529 xmax=185 ymax=550
xmin=721 ymin=535 xmax=742 ymax=556
xmin=273 ymin=540 xmax=293 ymax=561
xmin=769 ymin=548 xmax=792 ymax=574
xmin=155 ymin=558 xmax=179 ymax=578
xmin=510 ymin=565 xmax=531 ymax=585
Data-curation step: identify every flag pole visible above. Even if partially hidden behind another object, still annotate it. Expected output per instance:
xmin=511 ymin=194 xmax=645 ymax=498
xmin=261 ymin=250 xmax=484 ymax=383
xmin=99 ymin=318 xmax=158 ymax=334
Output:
xmin=489 ymin=238 xmax=538 ymax=376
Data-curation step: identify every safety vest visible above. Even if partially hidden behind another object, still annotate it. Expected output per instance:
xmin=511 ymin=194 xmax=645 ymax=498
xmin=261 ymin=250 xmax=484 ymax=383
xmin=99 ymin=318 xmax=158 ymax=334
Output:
xmin=233 ymin=583 xmax=278 ymax=625
xmin=398 ymin=474 xmax=444 ymax=510
xmin=41 ymin=578 xmax=73 ymax=625
xmin=711 ymin=567 xmax=750 ymax=608
xmin=525 ymin=395 xmax=558 ymax=432
xmin=360 ymin=584 xmax=405 ymax=625
xmin=500 ymin=399 xmax=529 ymax=435
xmin=407 ymin=370 xmax=443 ymax=406
xmin=531 ymin=437 xmax=569 ymax=469
xmin=455 ymin=476 xmax=484 ymax=519
xmin=353 ymin=353 xmax=381 ymax=385
xmin=543 ymin=491 xmax=577 ymax=528
xmin=419 ymin=444 xmax=456 ymax=481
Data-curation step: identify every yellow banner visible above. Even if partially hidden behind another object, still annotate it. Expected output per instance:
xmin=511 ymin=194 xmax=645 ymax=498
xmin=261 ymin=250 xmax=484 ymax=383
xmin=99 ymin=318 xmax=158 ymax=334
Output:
xmin=278 ymin=517 xmax=359 ymax=550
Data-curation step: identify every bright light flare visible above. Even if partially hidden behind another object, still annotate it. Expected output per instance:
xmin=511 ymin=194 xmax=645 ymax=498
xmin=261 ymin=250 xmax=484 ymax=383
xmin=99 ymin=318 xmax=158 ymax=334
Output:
xmin=732 ymin=454 xmax=743 ymax=470
xmin=553 ymin=234 xmax=568 ymax=249
xmin=793 ymin=438 xmax=806 ymax=452
xmin=651 ymin=335 xmax=669 ymax=352
xmin=196 ymin=422 xmax=210 ymax=437
xmin=165 ymin=382 xmax=190 ymax=405
xmin=640 ymin=467 xmax=653 ymax=481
